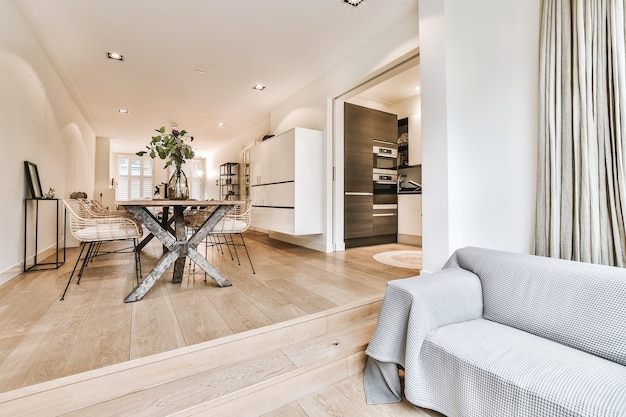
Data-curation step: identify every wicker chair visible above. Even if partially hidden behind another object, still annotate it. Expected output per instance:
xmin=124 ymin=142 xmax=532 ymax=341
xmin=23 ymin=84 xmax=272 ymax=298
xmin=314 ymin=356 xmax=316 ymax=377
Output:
xmin=61 ymin=199 xmax=143 ymax=300
xmin=208 ymin=202 xmax=255 ymax=274
xmin=183 ymin=202 xmax=255 ymax=277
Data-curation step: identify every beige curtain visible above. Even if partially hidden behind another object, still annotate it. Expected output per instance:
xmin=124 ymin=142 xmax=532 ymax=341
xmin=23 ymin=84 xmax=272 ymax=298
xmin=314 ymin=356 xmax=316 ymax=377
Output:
xmin=536 ymin=0 xmax=626 ymax=266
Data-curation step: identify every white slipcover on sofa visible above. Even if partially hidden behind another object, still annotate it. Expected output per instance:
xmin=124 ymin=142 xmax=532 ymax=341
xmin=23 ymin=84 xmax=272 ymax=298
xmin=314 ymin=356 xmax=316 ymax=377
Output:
xmin=364 ymin=246 xmax=626 ymax=417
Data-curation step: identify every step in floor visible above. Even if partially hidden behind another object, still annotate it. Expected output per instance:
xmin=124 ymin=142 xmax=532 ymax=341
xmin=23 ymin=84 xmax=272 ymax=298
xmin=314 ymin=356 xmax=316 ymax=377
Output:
xmin=0 ymin=297 xmax=382 ymax=417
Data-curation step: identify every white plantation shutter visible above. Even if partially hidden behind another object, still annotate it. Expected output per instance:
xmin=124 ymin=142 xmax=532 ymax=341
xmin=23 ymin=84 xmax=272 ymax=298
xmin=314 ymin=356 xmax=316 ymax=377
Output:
xmin=188 ymin=159 xmax=204 ymax=200
xmin=116 ymin=154 xmax=153 ymax=201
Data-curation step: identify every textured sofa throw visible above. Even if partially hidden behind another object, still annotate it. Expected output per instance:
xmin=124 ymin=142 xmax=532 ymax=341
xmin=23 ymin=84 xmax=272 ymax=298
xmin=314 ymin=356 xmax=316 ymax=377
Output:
xmin=364 ymin=247 xmax=626 ymax=417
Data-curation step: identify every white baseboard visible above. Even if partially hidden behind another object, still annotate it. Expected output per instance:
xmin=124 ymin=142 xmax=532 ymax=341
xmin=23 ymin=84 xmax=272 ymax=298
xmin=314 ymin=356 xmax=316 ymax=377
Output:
xmin=1 ymin=245 xmax=64 ymax=286
xmin=267 ymin=231 xmax=330 ymax=253
xmin=249 ymin=227 xmax=332 ymax=253
xmin=397 ymin=234 xmax=422 ymax=246
xmin=0 ymin=264 xmax=22 ymax=287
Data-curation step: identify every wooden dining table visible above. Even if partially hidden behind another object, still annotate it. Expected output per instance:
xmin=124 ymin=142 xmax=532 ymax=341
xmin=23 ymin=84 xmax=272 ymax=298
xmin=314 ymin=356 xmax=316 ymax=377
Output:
xmin=118 ymin=199 xmax=242 ymax=302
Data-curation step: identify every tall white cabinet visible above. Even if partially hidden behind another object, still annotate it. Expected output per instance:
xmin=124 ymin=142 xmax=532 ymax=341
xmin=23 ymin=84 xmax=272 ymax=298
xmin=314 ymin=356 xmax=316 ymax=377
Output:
xmin=250 ymin=127 xmax=323 ymax=235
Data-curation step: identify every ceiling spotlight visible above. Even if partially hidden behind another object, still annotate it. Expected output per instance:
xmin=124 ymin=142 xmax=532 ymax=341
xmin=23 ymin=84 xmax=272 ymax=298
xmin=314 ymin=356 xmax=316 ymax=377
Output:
xmin=107 ymin=52 xmax=124 ymax=61
xmin=118 ymin=109 xmax=129 ymax=114
xmin=217 ymin=122 xmax=225 ymax=127
xmin=253 ymin=84 xmax=266 ymax=91
xmin=344 ymin=0 xmax=364 ymax=6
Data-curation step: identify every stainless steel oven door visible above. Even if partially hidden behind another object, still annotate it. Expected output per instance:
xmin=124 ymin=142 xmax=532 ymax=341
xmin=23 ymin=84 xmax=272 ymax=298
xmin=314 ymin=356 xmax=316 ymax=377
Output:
xmin=373 ymin=146 xmax=398 ymax=170
xmin=373 ymin=177 xmax=398 ymax=205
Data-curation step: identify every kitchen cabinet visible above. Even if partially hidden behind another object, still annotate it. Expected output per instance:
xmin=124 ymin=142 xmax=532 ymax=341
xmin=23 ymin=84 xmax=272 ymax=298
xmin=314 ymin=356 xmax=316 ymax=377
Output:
xmin=250 ymin=127 xmax=322 ymax=235
xmin=344 ymin=195 xmax=373 ymax=239
xmin=344 ymin=102 xmax=398 ymax=247
xmin=398 ymin=115 xmax=422 ymax=167
xmin=398 ymin=193 xmax=422 ymax=244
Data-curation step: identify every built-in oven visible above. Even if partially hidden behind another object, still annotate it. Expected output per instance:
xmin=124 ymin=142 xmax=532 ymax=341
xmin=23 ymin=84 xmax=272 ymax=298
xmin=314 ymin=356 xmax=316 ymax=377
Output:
xmin=373 ymin=143 xmax=398 ymax=171
xmin=373 ymin=169 xmax=398 ymax=205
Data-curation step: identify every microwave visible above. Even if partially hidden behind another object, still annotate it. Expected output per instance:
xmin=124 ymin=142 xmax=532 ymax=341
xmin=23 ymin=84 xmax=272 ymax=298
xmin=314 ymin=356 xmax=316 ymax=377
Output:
xmin=373 ymin=145 xmax=398 ymax=170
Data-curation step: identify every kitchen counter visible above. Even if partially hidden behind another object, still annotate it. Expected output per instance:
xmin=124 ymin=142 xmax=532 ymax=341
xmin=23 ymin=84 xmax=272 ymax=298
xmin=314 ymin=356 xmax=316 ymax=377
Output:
xmin=398 ymin=188 xmax=422 ymax=195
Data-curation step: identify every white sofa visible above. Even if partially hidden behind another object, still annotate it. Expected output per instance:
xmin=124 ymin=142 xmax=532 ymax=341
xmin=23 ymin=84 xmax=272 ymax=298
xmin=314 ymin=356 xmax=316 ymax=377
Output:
xmin=364 ymin=247 xmax=626 ymax=417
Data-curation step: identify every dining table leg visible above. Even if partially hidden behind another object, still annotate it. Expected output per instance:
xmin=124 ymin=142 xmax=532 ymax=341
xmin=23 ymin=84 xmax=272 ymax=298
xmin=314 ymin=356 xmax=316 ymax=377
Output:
xmin=172 ymin=206 xmax=187 ymax=283
xmin=123 ymin=204 xmax=233 ymax=302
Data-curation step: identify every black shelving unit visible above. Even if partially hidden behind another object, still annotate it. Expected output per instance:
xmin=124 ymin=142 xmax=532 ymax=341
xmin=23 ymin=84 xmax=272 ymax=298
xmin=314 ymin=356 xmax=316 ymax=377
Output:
xmin=397 ymin=117 xmax=409 ymax=168
xmin=220 ymin=162 xmax=240 ymax=200
xmin=23 ymin=198 xmax=66 ymax=272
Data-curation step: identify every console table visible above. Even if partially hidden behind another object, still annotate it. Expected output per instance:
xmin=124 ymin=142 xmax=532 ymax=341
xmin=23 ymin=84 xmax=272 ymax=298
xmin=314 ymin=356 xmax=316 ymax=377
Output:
xmin=23 ymin=198 xmax=66 ymax=272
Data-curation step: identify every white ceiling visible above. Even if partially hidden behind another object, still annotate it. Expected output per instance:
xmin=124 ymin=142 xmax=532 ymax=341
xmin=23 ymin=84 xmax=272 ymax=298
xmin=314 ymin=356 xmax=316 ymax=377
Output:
xmin=15 ymin=0 xmax=418 ymax=156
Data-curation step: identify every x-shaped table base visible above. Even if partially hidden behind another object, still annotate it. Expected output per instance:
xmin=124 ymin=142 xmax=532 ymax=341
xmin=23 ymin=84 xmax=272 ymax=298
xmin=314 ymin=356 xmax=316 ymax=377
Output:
xmin=124 ymin=204 xmax=232 ymax=302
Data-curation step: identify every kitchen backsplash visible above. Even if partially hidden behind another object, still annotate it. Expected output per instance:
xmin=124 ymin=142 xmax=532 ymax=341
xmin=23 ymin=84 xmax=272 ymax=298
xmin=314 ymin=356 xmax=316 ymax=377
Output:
xmin=398 ymin=165 xmax=421 ymax=188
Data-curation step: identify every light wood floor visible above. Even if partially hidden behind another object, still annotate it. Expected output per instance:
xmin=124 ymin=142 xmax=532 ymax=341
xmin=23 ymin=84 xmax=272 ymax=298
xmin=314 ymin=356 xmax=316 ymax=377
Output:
xmin=0 ymin=231 xmax=420 ymax=394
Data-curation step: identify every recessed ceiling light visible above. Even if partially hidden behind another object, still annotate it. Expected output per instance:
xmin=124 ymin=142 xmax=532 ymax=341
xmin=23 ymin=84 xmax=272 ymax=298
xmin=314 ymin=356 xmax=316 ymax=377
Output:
xmin=195 ymin=67 xmax=207 ymax=74
xmin=118 ymin=109 xmax=129 ymax=114
xmin=217 ymin=122 xmax=225 ymax=127
xmin=107 ymin=52 xmax=124 ymax=61
xmin=344 ymin=0 xmax=364 ymax=6
xmin=253 ymin=84 xmax=266 ymax=91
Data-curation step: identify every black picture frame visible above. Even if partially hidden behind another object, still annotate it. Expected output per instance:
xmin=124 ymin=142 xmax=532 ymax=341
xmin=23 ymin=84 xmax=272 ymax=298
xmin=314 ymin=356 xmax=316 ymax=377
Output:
xmin=24 ymin=161 xmax=43 ymax=199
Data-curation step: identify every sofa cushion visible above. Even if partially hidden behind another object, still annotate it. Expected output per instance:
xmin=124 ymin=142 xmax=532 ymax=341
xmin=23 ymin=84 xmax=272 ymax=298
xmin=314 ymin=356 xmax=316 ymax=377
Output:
xmin=445 ymin=247 xmax=626 ymax=366
xmin=409 ymin=318 xmax=626 ymax=417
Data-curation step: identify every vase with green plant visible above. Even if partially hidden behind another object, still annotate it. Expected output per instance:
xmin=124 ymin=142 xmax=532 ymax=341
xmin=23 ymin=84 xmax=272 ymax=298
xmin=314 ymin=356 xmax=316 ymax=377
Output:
xmin=137 ymin=126 xmax=195 ymax=199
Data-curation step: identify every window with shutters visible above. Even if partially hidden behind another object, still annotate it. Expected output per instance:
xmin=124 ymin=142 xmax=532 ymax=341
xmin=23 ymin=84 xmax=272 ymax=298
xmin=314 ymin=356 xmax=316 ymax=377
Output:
xmin=115 ymin=154 xmax=154 ymax=201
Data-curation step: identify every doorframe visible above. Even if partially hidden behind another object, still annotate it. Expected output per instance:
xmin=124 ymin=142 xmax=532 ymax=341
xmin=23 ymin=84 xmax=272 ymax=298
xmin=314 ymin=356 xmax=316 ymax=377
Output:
xmin=329 ymin=48 xmax=420 ymax=252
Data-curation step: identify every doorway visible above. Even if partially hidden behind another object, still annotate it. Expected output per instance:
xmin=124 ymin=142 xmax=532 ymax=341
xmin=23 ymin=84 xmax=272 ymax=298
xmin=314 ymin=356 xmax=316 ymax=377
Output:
xmin=331 ymin=49 xmax=421 ymax=251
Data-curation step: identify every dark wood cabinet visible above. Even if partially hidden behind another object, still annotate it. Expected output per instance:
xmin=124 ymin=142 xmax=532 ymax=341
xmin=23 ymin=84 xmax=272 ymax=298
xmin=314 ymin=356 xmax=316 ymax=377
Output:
xmin=373 ymin=209 xmax=398 ymax=236
xmin=344 ymin=103 xmax=399 ymax=248
xmin=344 ymin=195 xmax=373 ymax=239
xmin=345 ymin=103 xmax=375 ymax=193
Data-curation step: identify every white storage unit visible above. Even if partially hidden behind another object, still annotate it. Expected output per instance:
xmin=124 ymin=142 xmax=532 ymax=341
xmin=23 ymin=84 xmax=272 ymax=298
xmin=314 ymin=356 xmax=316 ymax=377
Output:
xmin=250 ymin=127 xmax=323 ymax=235
xmin=398 ymin=193 xmax=422 ymax=236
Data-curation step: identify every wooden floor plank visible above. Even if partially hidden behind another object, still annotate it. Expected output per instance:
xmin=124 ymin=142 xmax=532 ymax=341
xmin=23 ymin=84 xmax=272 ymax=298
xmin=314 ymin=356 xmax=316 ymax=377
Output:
xmin=266 ymin=279 xmax=338 ymax=314
xmin=260 ymin=402 xmax=309 ymax=417
xmin=129 ymin=284 xmax=187 ymax=359
xmin=65 ymin=350 xmax=298 ymax=417
xmin=61 ymin=304 xmax=132 ymax=377
xmin=167 ymin=280 xmax=234 ymax=346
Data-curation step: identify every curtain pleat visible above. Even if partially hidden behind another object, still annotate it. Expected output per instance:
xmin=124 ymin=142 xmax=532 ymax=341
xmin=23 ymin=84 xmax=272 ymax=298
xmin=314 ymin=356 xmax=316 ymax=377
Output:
xmin=536 ymin=0 xmax=626 ymax=266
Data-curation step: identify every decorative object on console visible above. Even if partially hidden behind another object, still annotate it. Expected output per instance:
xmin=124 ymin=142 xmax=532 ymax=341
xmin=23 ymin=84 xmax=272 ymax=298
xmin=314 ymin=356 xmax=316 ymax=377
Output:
xmin=137 ymin=126 xmax=195 ymax=200
xmin=43 ymin=187 xmax=55 ymax=199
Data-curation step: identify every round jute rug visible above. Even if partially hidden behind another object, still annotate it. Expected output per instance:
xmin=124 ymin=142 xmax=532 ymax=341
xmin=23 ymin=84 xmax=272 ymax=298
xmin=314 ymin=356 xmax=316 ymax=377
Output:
xmin=373 ymin=250 xmax=422 ymax=270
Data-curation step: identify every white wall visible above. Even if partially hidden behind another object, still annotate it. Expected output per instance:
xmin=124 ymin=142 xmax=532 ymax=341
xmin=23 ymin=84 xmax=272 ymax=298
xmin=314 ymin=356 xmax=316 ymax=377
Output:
xmin=419 ymin=0 xmax=540 ymax=271
xmin=268 ymin=12 xmax=420 ymax=252
xmin=210 ymin=116 xmax=271 ymax=200
xmin=0 ymin=1 xmax=96 ymax=279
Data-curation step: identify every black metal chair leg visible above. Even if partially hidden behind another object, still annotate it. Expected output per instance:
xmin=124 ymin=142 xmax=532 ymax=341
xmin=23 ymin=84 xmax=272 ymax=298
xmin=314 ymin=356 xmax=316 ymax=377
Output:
xmin=76 ymin=242 xmax=95 ymax=285
xmin=60 ymin=242 xmax=88 ymax=300
xmin=239 ymin=233 xmax=256 ymax=274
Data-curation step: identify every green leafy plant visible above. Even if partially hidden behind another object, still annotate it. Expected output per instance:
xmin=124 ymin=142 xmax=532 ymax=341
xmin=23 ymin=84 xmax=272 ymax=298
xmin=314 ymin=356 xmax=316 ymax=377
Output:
xmin=136 ymin=126 xmax=195 ymax=170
